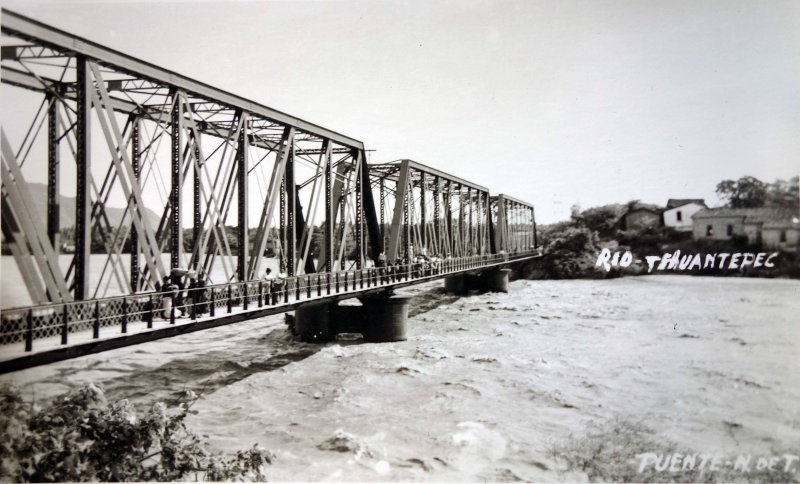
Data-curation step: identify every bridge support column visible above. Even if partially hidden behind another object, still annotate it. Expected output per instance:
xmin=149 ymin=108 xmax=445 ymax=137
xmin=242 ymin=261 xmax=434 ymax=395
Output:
xmin=486 ymin=268 xmax=511 ymax=293
xmin=292 ymin=294 xmax=410 ymax=343
xmin=360 ymin=294 xmax=410 ymax=343
xmin=294 ymin=300 xmax=335 ymax=342
xmin=443 ymin=274 xmax=466 ymax=295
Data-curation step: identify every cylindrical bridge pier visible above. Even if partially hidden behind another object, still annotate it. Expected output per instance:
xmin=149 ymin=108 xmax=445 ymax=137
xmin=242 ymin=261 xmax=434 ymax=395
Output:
xmin=292 ymin=294 xmax=410 ymax=343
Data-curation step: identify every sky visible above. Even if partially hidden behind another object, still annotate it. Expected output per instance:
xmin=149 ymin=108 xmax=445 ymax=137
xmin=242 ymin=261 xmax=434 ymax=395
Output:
xmin=1 ymin=0 xmax=799 ymax=224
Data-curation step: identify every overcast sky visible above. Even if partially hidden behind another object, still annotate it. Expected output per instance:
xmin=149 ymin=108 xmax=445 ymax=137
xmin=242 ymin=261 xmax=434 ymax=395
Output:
xmin=2 ymin=0 xmax=799 ymax=223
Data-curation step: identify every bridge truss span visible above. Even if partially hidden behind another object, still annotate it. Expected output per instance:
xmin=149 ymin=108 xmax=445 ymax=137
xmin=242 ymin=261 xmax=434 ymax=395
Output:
xmin=1 ymin=9 xmax=371 ymax=305
xmin=1 ymin=10 xmax=542 ymax=371
xmin=369 ymin=159 xmax=492 ymax=264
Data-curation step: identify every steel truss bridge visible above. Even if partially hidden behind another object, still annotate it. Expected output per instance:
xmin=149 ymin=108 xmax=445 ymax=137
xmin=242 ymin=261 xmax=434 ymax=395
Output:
xmin=0 ymin=10 xmax=541 ymax=372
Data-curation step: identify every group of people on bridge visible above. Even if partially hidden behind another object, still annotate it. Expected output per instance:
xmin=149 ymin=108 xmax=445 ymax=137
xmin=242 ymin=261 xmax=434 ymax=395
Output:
xmin=152 ymin=244 xmax=488 ymax=321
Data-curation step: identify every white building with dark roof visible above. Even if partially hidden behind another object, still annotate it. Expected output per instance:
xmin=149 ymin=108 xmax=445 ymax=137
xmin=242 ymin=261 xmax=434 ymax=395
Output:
xmin=663 ymin=199 xmax=706 ymax=231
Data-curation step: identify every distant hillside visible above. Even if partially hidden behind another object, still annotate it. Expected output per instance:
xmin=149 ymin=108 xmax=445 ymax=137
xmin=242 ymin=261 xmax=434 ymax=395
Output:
xmin=24 ymin=182 xmax=161 ymax=231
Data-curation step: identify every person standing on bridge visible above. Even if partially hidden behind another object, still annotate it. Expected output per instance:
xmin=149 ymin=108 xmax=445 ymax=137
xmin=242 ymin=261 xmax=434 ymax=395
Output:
xmin=190 ymin=271 xmax=209 ymax=315
xmin=264 ymin=268 xmax=279 ymax=305
xmin=170 ymin=268 xmax=188 ymax=317
xmin=377 ymin=252 xmax=387 ymax=283
xmin=160 ymin=276 xmax=178 ymax=319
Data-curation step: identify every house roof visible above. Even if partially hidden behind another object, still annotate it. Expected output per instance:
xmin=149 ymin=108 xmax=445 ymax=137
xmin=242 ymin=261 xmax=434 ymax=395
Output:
xmin=666 ymin=198 xmax=706 ymax=209
xmin=692 ymin=207 xmax=800 ymax=227
xmin=624 ymin=207 xmax=661 ymax=216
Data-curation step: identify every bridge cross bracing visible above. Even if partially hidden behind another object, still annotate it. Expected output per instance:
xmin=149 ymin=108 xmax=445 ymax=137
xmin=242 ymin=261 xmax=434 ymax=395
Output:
xmin=0 ymin=10 xmax=541 ymax=372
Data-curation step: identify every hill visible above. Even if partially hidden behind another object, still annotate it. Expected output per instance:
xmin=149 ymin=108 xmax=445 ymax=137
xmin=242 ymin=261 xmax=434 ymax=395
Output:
xmin=24 ymin=182 xmax=161 ymax=232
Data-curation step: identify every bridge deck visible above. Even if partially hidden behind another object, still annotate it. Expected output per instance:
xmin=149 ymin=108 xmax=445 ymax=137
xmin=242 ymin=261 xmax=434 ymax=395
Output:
xmin=0 ymin=252 xmax=541 ymax=373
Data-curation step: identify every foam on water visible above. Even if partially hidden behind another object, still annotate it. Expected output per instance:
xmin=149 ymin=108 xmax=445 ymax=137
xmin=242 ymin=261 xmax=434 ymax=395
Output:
xmin=1 ymin=276 xmax=798 ymax=481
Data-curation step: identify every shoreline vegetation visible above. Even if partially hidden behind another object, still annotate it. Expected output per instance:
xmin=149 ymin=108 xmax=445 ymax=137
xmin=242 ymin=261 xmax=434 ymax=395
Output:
xmin=517 ymin=215 xmax=799 ymax=280
xmin=0 ymin=383 xmax=274 ymax=482
xmin=517 ymin=174 xmax=799 ymax=281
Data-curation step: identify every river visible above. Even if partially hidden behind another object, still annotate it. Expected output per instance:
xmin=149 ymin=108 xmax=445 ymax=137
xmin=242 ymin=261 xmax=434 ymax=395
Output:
xmin=1 ymin=275 xmax=798 ymax=481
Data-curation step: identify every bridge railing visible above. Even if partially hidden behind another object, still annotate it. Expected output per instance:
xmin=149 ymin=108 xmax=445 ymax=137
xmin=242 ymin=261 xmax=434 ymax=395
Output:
xmin=0 ymin=250 xmax=541 ymax=353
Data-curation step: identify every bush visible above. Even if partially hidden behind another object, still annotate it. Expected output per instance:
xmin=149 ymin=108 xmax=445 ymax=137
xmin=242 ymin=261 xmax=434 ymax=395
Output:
xmin=0 ymin=384 xmax=274 ymax=482
xmin=524 ymin=224 xmax=619 ymax=279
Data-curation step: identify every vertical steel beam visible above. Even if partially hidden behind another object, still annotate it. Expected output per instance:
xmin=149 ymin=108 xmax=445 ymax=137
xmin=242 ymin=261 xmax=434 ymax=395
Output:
xmin=285 ymin=147 xmax=295 ymax=276
xmin=476 ymin=192 xmax=483 ymax=254
xmin=433 ymin=176 xmax=440 ymax=256
xmin=445 ymin=181 xmax=453 ymax=256
xmin=505 ymin=199 xmax=510 ymax=252
xmin=403 ymin=177 xmax=410 ymax=261
xmin=130 ymin=115 xmax=140 ymax=291
xmin=192 ymin=131 xmax=201 ymax=270
xmin=354 ymin=149 xmax=363 ymax=269
xmin=420 ymin=172 xmax=427 ymax=250
xmin=46 ymin=92 xmax=60 ymax=250
xmin=279 ymin=177 xmax=286 ymax=273
xmin=458 ymin=184 xmax=464 ymax=256
xmin=379 ymin=178 xmax=385 ymax=248
xmin=74 ymin=56 xmax=91 ymax=300
xmin=236 ymin=112 xmax=248 ymax=281
xmin=532 ymin=206 xmax=538 ymax=248
xmin=324 ymin=140 xmax=333 ymax=272
xmin=468 ymin=187 xmax=473 ymax=255
xmin=488 ymin=196 xmax=498 ymax=254
xmin=170 ymin=90 xmax=183 ymax=270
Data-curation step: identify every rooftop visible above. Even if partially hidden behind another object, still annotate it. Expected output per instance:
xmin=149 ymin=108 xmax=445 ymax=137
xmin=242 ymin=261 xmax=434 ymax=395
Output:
xmin=692 ymin=207 xmax=800 ymax=227
xmin=666 ymin=198 xmax=706 ymax=209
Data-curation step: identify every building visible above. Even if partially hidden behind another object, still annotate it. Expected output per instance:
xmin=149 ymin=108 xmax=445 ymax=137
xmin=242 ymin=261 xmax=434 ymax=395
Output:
xmin=622 ymin=207 xmax=662 ymax=231
xmin=662 ymin=199 xmax=706 ymax=231
xmin=691 ymin=208 xmax=800 ymax=249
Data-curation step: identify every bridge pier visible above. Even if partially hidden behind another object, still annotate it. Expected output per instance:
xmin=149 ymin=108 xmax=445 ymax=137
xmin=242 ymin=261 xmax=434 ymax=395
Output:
xmin=292 ymin=293 xmax=410 ymax=343
xmin=444 ymin=275 xmax=467 ymax=295
xmin=294 ymin=300 xmax=335 ymax=342
xmin=360 ymin=294 xmax=410 ymax=342
xmin=443 ymin=268 xmax=511 ymax=294
xmin=485 ymin=268 xmax=511 ymax=293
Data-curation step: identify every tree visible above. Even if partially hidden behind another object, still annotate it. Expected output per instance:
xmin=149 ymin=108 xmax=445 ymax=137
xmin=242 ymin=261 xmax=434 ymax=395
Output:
xmin=716 ymin=176 xmax=767 ymax=208
xmin=765 ymin=176 xmax=799 ymax=209
xmin=717 ymin=176 xmax=799 ymax=209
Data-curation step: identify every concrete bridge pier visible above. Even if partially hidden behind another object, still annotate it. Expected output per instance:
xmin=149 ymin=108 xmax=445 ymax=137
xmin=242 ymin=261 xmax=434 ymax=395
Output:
xmin=444 ymin=274 xmax=467 ymax=295
xmin=294 ymin=300 xmax=335 ymax=342
xmin=485 ymin=268 xmax=511 ymax=293
xmin=293 ymin=293 xmax=410 ymax=343
xmin=443 ymin=268 xmax=511 ymax=294
xmin=359 ymin=294 xmax=410 ymax=342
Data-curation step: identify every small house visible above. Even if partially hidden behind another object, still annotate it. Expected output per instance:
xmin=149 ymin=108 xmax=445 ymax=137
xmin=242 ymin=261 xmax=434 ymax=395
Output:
xmin=663 ymin=199 xmax=706 ymax=231
xmin=691 ymin=208 xmax=800 ymax=249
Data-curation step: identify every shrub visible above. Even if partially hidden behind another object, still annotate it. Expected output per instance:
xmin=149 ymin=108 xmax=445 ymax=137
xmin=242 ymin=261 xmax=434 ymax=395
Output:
xmin=525 ymin=224 xmax=619 ymax=279
xmin=0 ymin=383 xmax=274 ymax=482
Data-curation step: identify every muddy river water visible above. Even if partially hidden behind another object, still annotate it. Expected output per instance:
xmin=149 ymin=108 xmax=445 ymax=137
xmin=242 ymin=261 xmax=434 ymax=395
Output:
xmin=2 ymin=275 xmax=798 ymax=481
